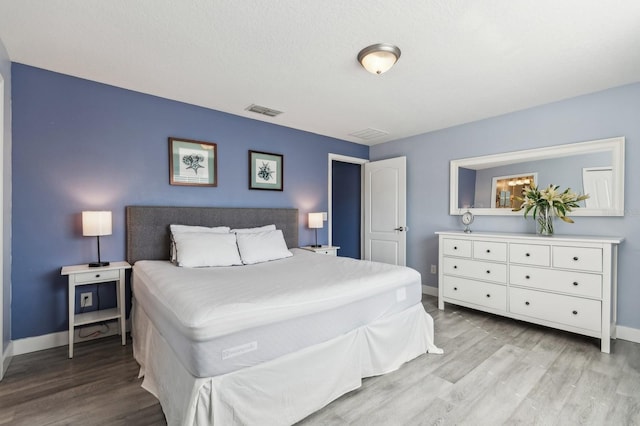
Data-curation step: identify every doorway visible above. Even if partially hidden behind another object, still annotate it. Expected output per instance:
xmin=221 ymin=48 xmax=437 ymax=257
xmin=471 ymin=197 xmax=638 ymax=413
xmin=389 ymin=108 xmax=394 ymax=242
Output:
xmin=328 ymin=154 xmax=367 ymax=259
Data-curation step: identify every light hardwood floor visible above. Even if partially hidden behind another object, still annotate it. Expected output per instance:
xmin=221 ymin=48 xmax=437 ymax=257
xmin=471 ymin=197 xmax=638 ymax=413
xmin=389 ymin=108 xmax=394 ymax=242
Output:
xmin=1 ymin=296 xmax=638 ymax=425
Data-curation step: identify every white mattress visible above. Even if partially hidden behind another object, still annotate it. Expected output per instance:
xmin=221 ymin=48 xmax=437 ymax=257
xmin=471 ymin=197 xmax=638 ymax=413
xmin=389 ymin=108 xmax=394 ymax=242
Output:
xmin=132 ymin=249 xmax=424 ymax=377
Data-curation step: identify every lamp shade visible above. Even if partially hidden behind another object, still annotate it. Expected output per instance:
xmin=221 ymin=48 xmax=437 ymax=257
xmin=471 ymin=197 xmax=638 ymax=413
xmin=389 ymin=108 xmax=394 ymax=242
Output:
xmin=357 ymin=43 xmax=401 ymax=75
xmin=308 ymin=212 xmax=323 ymax=229
xmin=82 ymin=211 xmax=112 ymax=236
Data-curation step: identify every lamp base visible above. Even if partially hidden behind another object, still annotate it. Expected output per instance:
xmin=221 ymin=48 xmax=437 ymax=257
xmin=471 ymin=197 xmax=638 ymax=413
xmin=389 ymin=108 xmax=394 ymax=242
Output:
xmin=88 ymin=261 xmax=110 ymax=268
xmin=310 ymin=244 xmax=322 ymax=248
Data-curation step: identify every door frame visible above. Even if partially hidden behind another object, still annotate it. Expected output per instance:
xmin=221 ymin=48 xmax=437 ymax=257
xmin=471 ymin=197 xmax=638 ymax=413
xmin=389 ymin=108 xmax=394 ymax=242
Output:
xmin=327 ymin=154 xmax=368 ymax=257
xmin=0 ymin=75 xmax=6 ymax=379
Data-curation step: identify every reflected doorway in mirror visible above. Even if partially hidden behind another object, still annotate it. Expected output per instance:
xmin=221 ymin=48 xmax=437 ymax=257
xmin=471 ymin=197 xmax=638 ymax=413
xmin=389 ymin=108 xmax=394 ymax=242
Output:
xmin=491 ymin=173 xmax=538 ymax=210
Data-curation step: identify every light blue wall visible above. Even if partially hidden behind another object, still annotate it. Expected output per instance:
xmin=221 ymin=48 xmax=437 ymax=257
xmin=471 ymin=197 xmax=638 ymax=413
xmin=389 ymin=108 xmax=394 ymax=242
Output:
xmin=371 ymin=83 xmax=640 ymax=330
xmin=0 ymin=37 xmax=11 ymax=357
xmin=11 ymin=64 xmax=368 ymax=340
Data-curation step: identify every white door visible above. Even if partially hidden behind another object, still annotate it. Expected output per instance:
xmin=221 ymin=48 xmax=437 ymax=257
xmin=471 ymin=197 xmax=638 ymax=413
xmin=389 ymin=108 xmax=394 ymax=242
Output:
xmin=364 ymin=157 xmax=407 ymax=265
xmin=583 ymin=167 xmax=613 ymax=209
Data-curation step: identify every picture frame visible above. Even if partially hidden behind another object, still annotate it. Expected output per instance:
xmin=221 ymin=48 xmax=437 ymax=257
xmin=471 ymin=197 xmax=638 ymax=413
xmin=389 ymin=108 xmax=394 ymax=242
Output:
xmin=249 ymin=150 xmax=283 ymax=191
xmin=169 ymin=137 xmax=218 ymax=187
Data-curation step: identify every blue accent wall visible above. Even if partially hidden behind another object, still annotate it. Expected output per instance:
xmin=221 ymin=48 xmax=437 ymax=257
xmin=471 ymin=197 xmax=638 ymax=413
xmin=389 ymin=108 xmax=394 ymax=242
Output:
xmin=11 ymin=64 xmax=368 ymax=339
xmin=371 ymin=83 xmax=640 ymax=331
xmin=331 ymin=161 xmax=361 ymax=258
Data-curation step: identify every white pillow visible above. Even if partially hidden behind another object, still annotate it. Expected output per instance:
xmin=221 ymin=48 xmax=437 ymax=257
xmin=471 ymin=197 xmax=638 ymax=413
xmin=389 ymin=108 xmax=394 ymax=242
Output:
xmin=170 ymin=224 xmax=231 ymax=234
xmin=173 ymin=232 xmax=242 ymax=267
xmin=170 ymin=224 xmax=231 ymax=262
xmin=231 ymin=224 xmax=276 ymax=234
xmin=236 ymin=229 xmax=293 ymax=265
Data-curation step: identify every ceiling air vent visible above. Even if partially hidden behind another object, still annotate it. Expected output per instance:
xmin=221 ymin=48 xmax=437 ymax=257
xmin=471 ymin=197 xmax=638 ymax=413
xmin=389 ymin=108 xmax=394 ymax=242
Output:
xmin=349 ymin=128 xmax=389 ymax=140
xmin=245 ymin=104 xmax=283 ymax=117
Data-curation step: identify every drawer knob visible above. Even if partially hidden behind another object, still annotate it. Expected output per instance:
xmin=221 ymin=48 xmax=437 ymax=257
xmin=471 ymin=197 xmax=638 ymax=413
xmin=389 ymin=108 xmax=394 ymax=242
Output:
xmin=573 ymin=256 xmax=579 ymax=261
xmin=453 ymin=265 xmax=458 ymax=269
xmin=454 ymin=246 xmax=458 ymax=250
xmin=486 ymin=249 xmax=491 ymax=253
xmin=573 ymin=281 xmax=579 ymax=286
xmin=453 ymin=287 xmax=458 ymax=291
xmin=525 ymin=253 xmax=530 ymax=257
xmin=95 ymin=274 xmax=100 ymax=278
xmin=525 ymin=275 xmax=530 ymax=279
xmin=486 ymin=294 xmax=491 ymax=298
xmin=572 ymin=310 xmax=578 ymax=315
xmin=525 ymin=301 xmax=530 ymax=306
xmin=486 ymin=270 xmax=491 ymax=274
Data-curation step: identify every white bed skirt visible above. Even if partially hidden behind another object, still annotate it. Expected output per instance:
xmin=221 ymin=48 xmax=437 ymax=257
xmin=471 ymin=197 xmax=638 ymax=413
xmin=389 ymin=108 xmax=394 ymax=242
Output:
xmin=133 ymin=300 xmax=441 ymax=426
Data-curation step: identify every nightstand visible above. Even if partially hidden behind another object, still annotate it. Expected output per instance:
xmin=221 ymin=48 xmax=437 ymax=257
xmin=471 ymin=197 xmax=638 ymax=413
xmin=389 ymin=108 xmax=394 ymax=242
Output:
xmin=61 ymin=261 xmax=131 ymax=358
xmin=300 ymin=245 xmax=340 ymax=256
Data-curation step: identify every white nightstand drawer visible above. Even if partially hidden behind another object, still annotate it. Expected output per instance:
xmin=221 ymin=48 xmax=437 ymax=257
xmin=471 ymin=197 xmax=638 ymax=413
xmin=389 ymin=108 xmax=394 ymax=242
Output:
xmin=509 ymin=243 xmax=550 ymax=266
xmin=74 ymin=269 xmax=120 ymax=284
xmin=314 ymin=248 xmax=337 ymax=256
xmin=300 ymin=246 xmax=339 ymax=256
xmin=443 ymin=276 xmax=506 ymax=311
xmin=442 ymin=239 xmax=472 ymax=258
xmin=510 ymin=287 xmax=601 ymax=332
xmin=552 ymin=246 xmax=602 ymax=272
xmin=442 ymin=257 xmax=507 ymax=284
xmin=509 ymin=265 xmax=602 ymax=298
xmin=473 ymin=241 xmax=507 ymax=262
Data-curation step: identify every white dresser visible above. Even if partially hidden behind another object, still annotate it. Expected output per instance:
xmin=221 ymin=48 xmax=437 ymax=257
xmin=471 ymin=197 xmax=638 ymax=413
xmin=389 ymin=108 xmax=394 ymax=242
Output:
xmin=436 ymin=231 xmax=623 ymax=353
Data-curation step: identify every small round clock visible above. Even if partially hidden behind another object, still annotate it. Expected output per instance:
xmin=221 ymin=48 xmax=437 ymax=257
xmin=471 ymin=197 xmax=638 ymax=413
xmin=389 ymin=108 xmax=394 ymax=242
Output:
xmin=462 ymin=210 xmax=474 ymax=233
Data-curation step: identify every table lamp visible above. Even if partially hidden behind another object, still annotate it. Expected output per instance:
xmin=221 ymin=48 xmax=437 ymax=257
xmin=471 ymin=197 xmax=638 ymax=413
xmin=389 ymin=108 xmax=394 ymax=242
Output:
xmin=308 ymin=212 xmax=323 ymax=248
xmin=82 ymin=211 xmax=112 ymax=267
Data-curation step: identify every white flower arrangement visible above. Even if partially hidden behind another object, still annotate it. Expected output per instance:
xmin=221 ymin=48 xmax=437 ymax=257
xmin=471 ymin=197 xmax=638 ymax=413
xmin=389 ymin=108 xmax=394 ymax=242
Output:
xmin=513 ymin=184 xmax=589 ymax=234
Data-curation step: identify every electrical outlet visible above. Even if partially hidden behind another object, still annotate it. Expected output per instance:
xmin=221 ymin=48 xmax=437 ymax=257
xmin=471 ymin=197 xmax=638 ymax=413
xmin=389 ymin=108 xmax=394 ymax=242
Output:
xmin=430 ymin=264 xmax=437 ymax=274
xmin=80 ymin=292 xmax=93 ymax=308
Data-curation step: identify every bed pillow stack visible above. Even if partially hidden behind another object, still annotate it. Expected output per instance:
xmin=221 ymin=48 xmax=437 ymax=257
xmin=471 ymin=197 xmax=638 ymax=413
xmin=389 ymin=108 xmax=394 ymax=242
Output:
xmin=235 ymin=229 xmax=293 ymax=264
xmin=170 ymin=224 xmax=292 ymax=267
xmin=170 ymin=225 xmax=241 ymax=267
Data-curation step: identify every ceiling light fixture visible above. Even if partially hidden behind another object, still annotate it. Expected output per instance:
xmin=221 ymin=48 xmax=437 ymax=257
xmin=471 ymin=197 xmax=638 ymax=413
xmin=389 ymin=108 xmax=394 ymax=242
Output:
xmin=357 ymin=43 xmax=401 ymax=75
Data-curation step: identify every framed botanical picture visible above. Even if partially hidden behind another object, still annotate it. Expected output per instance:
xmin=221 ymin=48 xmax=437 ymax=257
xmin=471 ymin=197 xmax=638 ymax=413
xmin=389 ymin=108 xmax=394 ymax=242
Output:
xmin=169 ymin=137 xmax=217 ymax=187
xmin=249 ymin=150 xmax=283 ymax=191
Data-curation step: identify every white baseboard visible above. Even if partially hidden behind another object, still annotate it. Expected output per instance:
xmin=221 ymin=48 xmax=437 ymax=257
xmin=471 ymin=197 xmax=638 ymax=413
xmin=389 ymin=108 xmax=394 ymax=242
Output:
xmin=617 ymin=325 xmax=640 ymax=344
xmin=422 ymin=284 xmax=438 ymax=297
xmin=12 ymin=320 xmax=128 ymax=356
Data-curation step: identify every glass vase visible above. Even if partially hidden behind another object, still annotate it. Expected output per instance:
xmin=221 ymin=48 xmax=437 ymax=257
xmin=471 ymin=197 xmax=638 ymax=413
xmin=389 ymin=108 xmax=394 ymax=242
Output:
xmin=536 ymin=206 xmax=554 ymax=235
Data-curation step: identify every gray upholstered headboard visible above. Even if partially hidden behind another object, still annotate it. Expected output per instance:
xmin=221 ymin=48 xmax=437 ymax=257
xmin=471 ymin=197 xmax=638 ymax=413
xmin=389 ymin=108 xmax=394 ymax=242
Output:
xmin=126 ymin=206 xmax=299 ymax=264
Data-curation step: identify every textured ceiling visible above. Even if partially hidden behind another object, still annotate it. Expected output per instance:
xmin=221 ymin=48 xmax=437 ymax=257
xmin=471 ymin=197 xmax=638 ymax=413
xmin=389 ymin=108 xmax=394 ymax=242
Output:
xmin=1 ymin=1 xmax=639 ymax=145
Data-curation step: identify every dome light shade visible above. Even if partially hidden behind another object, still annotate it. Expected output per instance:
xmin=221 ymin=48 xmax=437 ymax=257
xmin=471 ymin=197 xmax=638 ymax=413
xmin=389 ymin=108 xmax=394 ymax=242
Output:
xmin=357 ymin=43 xmax=401 ymax=75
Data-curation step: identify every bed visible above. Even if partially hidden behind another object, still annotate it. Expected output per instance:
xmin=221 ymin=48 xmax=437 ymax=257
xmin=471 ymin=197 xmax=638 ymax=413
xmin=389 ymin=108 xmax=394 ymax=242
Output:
xmin=127 ymin=206 xmax=441 ymax=425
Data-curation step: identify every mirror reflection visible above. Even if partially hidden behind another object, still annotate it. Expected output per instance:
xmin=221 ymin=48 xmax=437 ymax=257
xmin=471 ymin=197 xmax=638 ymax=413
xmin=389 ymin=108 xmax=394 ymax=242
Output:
xmin=459 ymin=151 xmax=610 ymax=209
xmin=492 ymin=173 xmax=536 ymax=209
xmin=450 ymin=137 xmax=625 ymax=216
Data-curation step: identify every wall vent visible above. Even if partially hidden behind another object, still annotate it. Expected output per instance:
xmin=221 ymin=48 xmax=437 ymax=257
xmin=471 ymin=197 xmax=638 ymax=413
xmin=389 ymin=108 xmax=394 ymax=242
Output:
xmin=349 ymin=128 xmax=389 ymax=140
xmin=245 ymin=104 xmax=283 ymax=117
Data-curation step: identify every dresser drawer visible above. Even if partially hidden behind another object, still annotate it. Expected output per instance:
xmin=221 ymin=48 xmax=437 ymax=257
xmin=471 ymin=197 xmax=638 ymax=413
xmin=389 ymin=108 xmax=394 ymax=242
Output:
xmin=74 ymin=269 xmax=120 ymax=284
xmin=509 ymin=287 xmax=601 ymax=332
xmin=443 ymin=276 xmax=507 ymax=311
xmin=509 ymin=265 xmax=602 ymax=298
xmin=442 ymin=239 xmax=472 ymax=258
xmin=442 ymin=257 xmax=507 ymax=284
xmin=509 ymin=243 xmax=550 ymax=266
xmin=473 ymin=241 xmax=507 ymax=262
xmin=552 ymin=246 xmax=602 ymax=272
